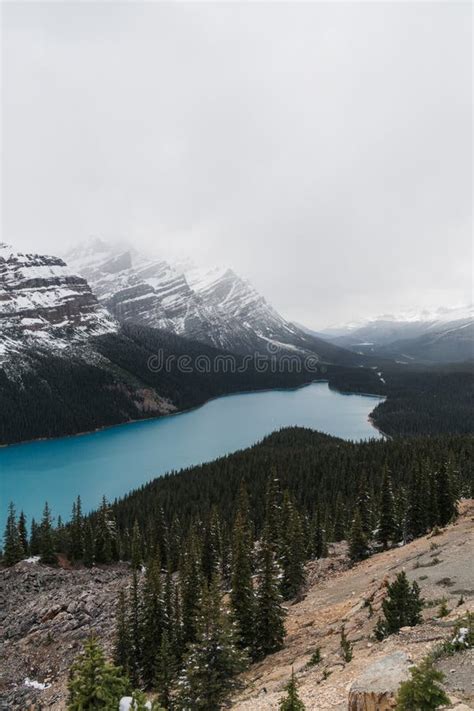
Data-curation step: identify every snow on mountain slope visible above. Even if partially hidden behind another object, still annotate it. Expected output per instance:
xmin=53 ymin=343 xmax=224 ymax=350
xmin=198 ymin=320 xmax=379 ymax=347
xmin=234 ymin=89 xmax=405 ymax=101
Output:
xmin=67 ymin=239 xmax=356 ymax=361
xmin=321 ymin=305 xmax=473 ymax=362
xmin=0 ymin=243 xmax=117 ymax=360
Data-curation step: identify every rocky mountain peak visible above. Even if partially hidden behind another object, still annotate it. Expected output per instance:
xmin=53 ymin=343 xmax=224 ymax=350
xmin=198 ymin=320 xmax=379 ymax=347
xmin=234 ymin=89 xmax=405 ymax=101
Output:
xmin=0 ymin=244 xmax=117 ymax=359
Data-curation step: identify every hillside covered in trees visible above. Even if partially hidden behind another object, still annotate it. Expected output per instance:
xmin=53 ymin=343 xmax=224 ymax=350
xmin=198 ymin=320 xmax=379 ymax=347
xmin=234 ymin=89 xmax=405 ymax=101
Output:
xmin=2 ymin=430 xmax=473 ymax=709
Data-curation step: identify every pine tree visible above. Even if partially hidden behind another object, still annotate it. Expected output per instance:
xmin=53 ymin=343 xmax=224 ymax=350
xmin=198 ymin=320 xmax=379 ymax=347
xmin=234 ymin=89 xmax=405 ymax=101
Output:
xmin=3 ymin=502 xmax=24 ymax=566
xmin=437 ymin=460 xmax=458 ymax=527
xmin=67 ymin=636 xmax=130 ymax=710
xmin=128 ymin=571 xmax=142 ymax=687
xmin=94 ymin=496 xmax=115 ymax=564
xmin=29 ymin=518 xmax=41 ymax=556
xmin=312 ymin=508 xmax=327 ymax=559
xmin=279 ymin=670 xmax=306 ymax=711
xmin=393 ymin=487 xmax=407 ymax=543
xmin=177 ymin=574 xmax=247 ymax=711
xmin=396 ymin=658 xmax=450 ymax=710
xmin=230 ymin=483 xmax=256 ymax=654
xmin=332 ymin=494 xmax=346 ymax=542
xmin=349 ymin=510 xmax=368 ymax=563
xmin=55 ymin=514 xmax=68 ymax=553
xmin=18 ymin=510 xmax=29 ymax=556
xmin=202 ymin=507 xmax=223 ymax=584
xmin=141 ymin=554 xmax=164 ymax=687
xmin=181 ymin=535 xmax=203 ymax=646
xmin=406 ymin=466 xmax=428 ymax=539
xmin=427 ymin=467 xmax=440 ymax=530
xmin=377 ymin=467 xmax=396 ymax=549
xmin=40 ymin=502 xmax=57 ymax=565
xmin=83 ymin=522 xmax=95 ymax=568
xmin=264 ymin=474 xmax=282 ymax=555
xmin=114 ymin=588 xmax=132 ymax=678
xmin=172 ymin=579 xmax=184 ymax=666
xmin=154 ymin=630 xmax=175 ymax=710
xmin=356 ymin=476 xmax=373 ymax=537
xmin=69 ymin=496 xmax=84 ymax=563
xmin=131 ymin=520 xmax=142 ymax=571
xmin=340 ymin=626 xmax=353 ymax=662
xmin=255 ymin=528 xmax=286 ymax=659
xmin=377 ymin=571 xmax=423 ymax=637
xmin=280 ymin=493 xmax=306 ymax=600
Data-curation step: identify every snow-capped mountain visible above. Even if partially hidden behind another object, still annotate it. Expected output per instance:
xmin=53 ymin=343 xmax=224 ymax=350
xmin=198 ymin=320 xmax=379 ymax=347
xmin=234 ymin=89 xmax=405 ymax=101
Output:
xmin=66 ymin=239 xmax=359 ymax=362
xmin=0 ymin=243 xmax=117 ymax=360
xmin=321 ymin=305 xmax=473 ymax=363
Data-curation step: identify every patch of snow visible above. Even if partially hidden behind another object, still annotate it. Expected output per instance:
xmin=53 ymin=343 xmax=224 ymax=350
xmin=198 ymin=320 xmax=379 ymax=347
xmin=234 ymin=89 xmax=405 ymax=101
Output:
xmin=119 ymin=697 xmax=152 ymax=711
xmin=24 ymin=678 xmax=50 ymax=690
xmin=24 ymin=556 xmax=40 ymax=564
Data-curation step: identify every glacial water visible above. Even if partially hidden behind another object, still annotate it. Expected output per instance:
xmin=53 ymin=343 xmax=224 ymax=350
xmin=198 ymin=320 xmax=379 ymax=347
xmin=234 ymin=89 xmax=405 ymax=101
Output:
xmin=0 ymin=382 xmax=384 ymax=527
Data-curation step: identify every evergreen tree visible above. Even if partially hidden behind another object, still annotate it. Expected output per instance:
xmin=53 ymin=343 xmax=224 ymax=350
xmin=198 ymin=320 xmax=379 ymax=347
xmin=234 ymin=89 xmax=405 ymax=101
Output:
xmin=356 ymin=476 xmax=373 ymax=537
xmin=131 ymin=520 xmax=142 ymax=571
xmin=18 ymin=510 xmax=29 ymax=556
xmin=3 ymin=502 xmax=24 ymax=566
xmin=396 ymin=658 xmax=450 ymax=710
xmin=264 ymin=474 xmax=282 ymax=555
xmin=67 ymin=636 xmax=130 ymax=710
xmin=180 ymin=536 xmax=203 ymax=646
xmin=230 ymin=483 xmax=256 ymax=654
xmin=114 ymin=588 xmax=132 ymax=678
xmin=340 ymin=626 xmax=353 ymax=662
xmin=349 ymin=510 xmax=368 ymax=563
xmin=128 ymin=571 xmax=142 ymax=687
xmin=40 ymin=502 xmax=57 ymax=565
xmin=141 ymin=554 xmax=164 ymax=687
xmin=202 ymin=507 xmax=223 ymax=584
xmin=83 ymin=522 xmax=95 ymax=568
xmin=377 ymin=467 xmax=396 ymax=549
xmin=377 ymin=571 xmax=423 ymax=638
xmin=393 ymin=487 xmax=407 ymax=543
xmin=332 ymin=494 xmax=346 ymax=542
xmin=55 ymin=514 xmax=67 ymax=552
xmin=311 ymin=508 xmax=327 ymax=559
xmin=177 ymin=575 xmax=247 ymax=711
xmin=437 ymin=460 xmax=458 ymax=527
xmin=427 ymin=467 xmax=440 ymax=530
xmin=406 ymin=466 xmax=428 ymax=539
xmin=69 ymin=496 xmax=84 ymax=563
xmin=280 ymin=492 xmax=306 ymax=600
xmin=29 ymin=518 xmax=41 ymax=556
xmin=94 ymin=496 xmax=115 ymax=564
xmin=154 ymin=630 xmax=175 ymax=710
xmin=279 ymin=670 xmax=306 ymax=711
xmin=255 ymin=528 xmax=286 ymax=658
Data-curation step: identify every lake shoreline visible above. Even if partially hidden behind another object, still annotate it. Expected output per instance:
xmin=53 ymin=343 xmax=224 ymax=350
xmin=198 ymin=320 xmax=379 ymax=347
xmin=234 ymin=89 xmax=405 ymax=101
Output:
xmin=0 ymin=377 xmax=386 ymax=449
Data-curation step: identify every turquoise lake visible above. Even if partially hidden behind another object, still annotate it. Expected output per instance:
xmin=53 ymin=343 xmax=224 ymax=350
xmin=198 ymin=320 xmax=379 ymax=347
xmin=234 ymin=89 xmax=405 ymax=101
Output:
xmin=0 ymin=382 xmax=384 ymax=527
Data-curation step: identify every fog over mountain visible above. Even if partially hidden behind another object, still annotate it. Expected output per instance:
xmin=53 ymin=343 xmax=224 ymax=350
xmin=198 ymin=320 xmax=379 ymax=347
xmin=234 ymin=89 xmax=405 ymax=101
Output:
xmin=2 ymin=2 xmax=472 ymax=329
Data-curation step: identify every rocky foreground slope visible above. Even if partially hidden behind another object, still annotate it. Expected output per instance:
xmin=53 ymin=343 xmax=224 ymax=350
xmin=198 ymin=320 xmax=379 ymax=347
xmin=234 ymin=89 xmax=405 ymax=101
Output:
xmin=1 ymin=502 xmax=473 ymax=710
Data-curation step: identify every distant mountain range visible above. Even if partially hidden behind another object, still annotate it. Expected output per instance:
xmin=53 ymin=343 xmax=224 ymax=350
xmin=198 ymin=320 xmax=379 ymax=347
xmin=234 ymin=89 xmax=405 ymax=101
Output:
xmin=65 ymin=238 xmax=362 ymax=365
xmin=320 ymin=305 xmax=473 ymax=364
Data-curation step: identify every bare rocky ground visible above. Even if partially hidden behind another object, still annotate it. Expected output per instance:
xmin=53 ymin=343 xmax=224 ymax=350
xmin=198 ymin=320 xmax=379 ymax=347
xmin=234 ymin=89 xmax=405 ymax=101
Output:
xmin=0 ymin=502 xmax=473 ymax=710
xmin=231 ymin=500 xmax=474 ymax=711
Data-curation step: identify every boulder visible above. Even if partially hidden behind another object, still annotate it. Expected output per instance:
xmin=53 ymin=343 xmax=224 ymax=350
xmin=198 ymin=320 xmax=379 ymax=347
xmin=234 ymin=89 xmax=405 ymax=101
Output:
xmin=348 ymin=651 xmax=411 ymax=711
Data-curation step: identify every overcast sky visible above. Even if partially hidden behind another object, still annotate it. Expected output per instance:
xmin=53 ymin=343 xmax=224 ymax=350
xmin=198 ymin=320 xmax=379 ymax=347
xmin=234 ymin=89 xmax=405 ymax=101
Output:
xmin=2 ymin=1 xmax=472 ymax=329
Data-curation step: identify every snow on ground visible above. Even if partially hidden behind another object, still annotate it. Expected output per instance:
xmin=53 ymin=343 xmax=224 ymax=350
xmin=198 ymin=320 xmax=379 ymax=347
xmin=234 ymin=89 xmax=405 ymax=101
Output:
xmin=119 ymin=697 xmax=152 ymax=710
xmin=24 ymin=678 xmax=50 ymax=690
